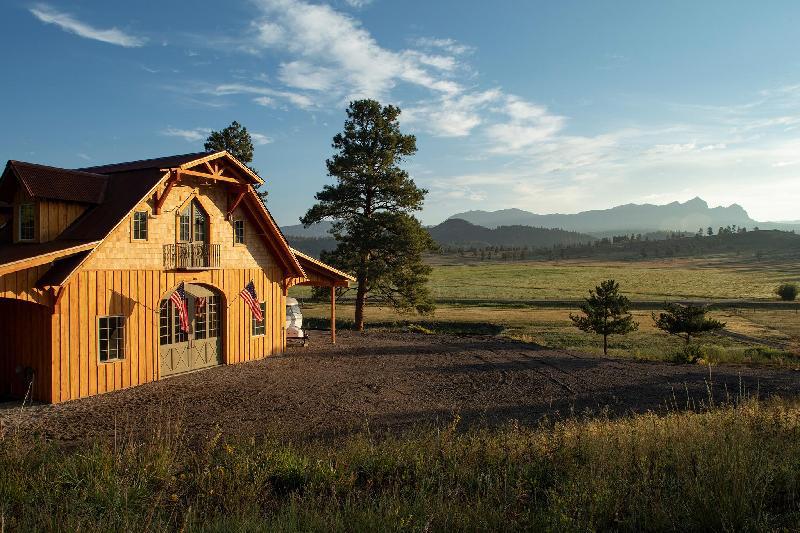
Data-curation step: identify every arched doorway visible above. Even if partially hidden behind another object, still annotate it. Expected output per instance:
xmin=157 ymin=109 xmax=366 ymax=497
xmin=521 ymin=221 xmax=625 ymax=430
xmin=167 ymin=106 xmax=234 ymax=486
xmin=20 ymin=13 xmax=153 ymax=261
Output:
xmin=159 ymin=283 xmax=223 ymax=377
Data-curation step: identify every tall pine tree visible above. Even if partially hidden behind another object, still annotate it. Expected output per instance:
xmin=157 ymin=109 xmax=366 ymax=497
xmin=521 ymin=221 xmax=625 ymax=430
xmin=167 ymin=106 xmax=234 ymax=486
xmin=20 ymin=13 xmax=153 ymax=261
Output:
xmin=302 ymin=100 xmax=435 ymax=331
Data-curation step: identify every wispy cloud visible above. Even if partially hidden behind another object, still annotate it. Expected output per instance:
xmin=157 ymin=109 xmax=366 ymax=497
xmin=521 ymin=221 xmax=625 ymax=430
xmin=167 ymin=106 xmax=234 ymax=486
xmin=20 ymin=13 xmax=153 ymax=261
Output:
xmin=250 ymin=133 xmax=273 ymax=145
xmin=161 ymin=127 xmax=211 ymax=142
xmin=343 ymin=0 xmax=373 ymax=8
xmin=29 ymin=4 xmax=146 ymax=47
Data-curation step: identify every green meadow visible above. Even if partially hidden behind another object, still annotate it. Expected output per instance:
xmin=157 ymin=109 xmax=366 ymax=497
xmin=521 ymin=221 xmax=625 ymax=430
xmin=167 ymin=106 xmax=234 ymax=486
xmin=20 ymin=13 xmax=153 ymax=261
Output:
xmin=427 ymin=258 xmax=799 ymax=302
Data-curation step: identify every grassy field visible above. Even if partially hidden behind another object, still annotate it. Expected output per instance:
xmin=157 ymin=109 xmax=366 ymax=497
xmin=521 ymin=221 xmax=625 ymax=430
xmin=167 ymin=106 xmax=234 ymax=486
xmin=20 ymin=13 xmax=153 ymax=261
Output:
xmin=300 ymin=302 xmax=800 ymax=365
xmin=427 ymin=258 xmax=799 ymax=301
xmin=292 ymin=256 xmax=799 ymax=364
xmin=292 ymin=257 xmax=799 ymax=302
xmin=3 ymin=399 xmax=800 ymax=530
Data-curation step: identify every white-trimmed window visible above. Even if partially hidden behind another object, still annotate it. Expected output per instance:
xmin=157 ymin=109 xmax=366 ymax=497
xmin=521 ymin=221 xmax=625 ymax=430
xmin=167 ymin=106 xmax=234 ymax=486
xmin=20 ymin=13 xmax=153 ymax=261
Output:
xmin=132 ymin=211 xmax=148 ymax=240
xmin=234 ymin=219 xmax=245 ymax=244
xmin=251 ymin=302 xmax=266 ymax=336
xmin=18 ymin=203 xmax=34 ymax=241
xmin=98 ymin=316 xmax=125 ymax=362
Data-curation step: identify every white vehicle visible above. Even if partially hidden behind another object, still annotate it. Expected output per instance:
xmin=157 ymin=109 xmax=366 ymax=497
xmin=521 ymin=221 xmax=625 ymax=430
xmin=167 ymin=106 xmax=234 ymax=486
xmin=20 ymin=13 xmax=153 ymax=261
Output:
xmin=285 ymin=297 xmax=308 ymax=346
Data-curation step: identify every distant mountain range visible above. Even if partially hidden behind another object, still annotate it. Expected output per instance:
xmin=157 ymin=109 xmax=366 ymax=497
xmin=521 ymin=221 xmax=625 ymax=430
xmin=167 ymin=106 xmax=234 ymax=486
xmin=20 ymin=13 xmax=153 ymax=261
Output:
xmin=428 ymin=219 xmax=593 ymax=248
xmin=280 ymin=197 xmax=799 ymax=256
xmin=447 ymin=197 xmax=800 ymax=235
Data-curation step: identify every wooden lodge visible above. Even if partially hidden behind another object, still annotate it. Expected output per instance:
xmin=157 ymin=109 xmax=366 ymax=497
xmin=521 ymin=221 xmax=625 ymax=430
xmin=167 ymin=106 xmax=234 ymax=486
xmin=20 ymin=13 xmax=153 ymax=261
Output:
xmin=0 ymin=151 xmax=353 ymax=403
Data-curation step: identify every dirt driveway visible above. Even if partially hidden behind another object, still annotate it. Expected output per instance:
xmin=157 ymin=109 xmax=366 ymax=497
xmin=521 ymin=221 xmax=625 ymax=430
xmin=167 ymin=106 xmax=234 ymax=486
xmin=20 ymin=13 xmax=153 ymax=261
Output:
xmin=3 ymin=331 xmax=800 ymax=445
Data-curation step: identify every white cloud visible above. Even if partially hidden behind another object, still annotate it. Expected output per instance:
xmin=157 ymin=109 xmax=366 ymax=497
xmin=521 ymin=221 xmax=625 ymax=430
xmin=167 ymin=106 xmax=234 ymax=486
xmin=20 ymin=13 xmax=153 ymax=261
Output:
xmin=343 ymin=0 xmax=373 ymax=8
xmin=250 ymin=133 xmax=273 ymax=145
xmin=246 ymin=0 xmax=466 ymax=102
xmin=485 ymin=96 xmax=565 ymax=153
xmin=29 ymin=4 xmax=146 ymax=47
xmin=414 ymin=37 xmax=474 ymax=56
xmin=161 ymin=127 xmax=211 ymax=142
xmin=404 ymin=89 xmax=502 ymax=137
xmin=278 ymin=61 xmax=336 ymax=91
xmin=210 ymin=83 xmax=315 ymax=109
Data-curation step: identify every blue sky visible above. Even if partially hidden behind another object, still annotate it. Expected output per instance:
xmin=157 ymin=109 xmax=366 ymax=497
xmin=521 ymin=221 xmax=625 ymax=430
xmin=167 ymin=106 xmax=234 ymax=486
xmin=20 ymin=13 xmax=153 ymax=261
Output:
xmin=2 ymin=1 xmax=800 ymax=225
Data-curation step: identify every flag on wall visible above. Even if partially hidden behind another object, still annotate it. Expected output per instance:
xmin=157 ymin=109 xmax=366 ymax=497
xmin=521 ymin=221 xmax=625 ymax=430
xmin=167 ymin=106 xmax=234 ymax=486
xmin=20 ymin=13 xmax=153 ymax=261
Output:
xmin=170 ymin=282 xmax=190 ymax=332
xmin=240 ymin=280 xmax=263 ymax=322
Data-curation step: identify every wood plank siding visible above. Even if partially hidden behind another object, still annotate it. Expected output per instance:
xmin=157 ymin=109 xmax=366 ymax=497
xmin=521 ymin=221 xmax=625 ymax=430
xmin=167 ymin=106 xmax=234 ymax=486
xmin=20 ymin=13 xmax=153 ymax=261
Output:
xmin=40 ymin=266 xmax=283 ymax=403
xmin=11 ymin=188 xmax=86 ymax=244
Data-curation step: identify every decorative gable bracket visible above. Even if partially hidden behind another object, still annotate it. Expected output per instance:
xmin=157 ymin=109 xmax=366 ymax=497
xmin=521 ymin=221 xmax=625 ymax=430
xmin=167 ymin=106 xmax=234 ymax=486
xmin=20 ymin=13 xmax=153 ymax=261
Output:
xmin=153 ymin=170 xmax=179 ymax=215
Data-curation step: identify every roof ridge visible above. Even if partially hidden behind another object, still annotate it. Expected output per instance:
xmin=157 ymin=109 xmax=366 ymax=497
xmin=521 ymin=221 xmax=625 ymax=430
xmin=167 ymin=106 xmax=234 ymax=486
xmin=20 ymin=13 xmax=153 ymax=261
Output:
xmin=10 ymin=160 xmax=108 ymax=179
xmin=77 ymin=151 xmax=213 ymax=173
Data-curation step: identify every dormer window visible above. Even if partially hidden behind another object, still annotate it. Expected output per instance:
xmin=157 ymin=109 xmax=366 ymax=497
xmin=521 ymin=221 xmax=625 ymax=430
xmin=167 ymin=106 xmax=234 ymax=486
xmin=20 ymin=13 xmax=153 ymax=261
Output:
xmin=18 ymin=203 xmax=34 ymax=241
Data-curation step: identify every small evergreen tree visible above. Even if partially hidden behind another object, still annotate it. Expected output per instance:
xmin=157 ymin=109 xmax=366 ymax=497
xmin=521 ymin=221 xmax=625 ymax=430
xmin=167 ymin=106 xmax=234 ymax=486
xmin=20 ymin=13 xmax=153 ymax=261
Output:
xmin=652 ymin=303 xmax=725 ymax=345
xmin=570 ymin=280 xmax=639 ymax=355
xmin=776 ymin=283 xmax=798 ymax=301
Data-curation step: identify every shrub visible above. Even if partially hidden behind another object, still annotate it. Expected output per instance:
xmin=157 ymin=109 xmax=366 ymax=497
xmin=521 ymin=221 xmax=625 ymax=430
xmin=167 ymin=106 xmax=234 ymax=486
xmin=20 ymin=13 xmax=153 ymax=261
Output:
xmin=776 ymin=283 xmax=799 ymax=301
xmin=673 ymin=343 xmax=703 ymax=364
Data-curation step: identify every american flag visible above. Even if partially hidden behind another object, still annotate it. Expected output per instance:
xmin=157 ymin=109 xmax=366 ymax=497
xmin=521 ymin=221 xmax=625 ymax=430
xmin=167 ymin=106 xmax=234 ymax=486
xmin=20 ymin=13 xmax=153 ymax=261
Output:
xmin=195 ymin=296 xmax=206 ymax=314
xmin=170 ymin=282 xmax=190 ymax=333
xmin=240 ymin=280 xmax=263 ymax=321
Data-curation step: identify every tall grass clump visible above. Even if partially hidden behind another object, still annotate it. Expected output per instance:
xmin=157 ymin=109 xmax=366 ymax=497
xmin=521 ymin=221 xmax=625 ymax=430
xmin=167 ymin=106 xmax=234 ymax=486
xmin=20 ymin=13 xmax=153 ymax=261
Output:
xmin=2 ymin=400 xmax=800 ymax=531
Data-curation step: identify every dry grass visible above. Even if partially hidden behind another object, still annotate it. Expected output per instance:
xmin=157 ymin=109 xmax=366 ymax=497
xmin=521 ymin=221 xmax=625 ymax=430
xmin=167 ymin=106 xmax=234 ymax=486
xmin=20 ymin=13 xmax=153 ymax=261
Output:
xmin=2 ymin=398 xmax=800 ymax=531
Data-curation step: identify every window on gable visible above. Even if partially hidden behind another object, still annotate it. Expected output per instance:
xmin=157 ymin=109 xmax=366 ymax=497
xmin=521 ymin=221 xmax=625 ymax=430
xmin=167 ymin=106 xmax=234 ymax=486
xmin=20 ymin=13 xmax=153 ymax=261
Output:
xmin=234 ymin=220 xmax=245 ymax=244
xmin=178 ymin=200 xmax=208 ymax=243
xmin=251 ymin=302 xmax=266 ymax=336
xmin=18 ymin=203 xmax=34 ymax=241
xmin=98 ymin=316 xmax=125 ymax=362
xmin=179 ymin=207 xmax=191 ymax=242
xmin=133 ymin=211 xmax=148 ymax=240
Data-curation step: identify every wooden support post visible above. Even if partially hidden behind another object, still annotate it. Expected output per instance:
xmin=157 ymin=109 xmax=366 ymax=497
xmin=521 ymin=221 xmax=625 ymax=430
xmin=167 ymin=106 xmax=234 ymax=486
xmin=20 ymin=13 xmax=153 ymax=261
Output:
xmin=330 ymin=285 xmax=336 ymax=344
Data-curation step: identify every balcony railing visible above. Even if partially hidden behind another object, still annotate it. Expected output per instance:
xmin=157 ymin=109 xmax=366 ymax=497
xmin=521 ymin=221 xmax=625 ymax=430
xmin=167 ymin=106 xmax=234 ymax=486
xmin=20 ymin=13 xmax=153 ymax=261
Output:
xmin=163 ymin=243 xmax=221 ymax=270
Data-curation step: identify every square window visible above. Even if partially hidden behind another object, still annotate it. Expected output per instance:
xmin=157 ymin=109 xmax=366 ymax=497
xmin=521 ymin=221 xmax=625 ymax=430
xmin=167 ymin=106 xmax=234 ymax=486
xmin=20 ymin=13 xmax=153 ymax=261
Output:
xmin=133 ymin=211 xmax=148 ymax=240
xmin=98 ymin=316 xmax=125 ymax=362
xmin=251 ymin=302 xmax=266 ymax=336
xmin=234 ymin=220 xmax=245 ymax=244
xmin=18 ymin=203 xmax=34 ymax=241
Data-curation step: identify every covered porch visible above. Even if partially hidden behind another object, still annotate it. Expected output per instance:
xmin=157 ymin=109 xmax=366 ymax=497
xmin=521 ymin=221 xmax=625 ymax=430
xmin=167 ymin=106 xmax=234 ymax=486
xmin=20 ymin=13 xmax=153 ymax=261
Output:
xmin=287 ymin=248 xmax=354 ymax=343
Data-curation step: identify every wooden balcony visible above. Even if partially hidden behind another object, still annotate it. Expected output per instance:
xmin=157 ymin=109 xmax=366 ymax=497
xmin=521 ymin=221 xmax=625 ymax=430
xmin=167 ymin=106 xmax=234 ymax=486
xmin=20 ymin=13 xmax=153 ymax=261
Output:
xmin=163 ymin=243 xmax=221 ymax=270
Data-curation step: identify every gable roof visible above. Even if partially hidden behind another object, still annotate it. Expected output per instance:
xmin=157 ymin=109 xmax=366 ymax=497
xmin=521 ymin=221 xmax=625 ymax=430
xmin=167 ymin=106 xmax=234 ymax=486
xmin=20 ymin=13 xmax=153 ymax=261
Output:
xmin=2 ymin=161 xmax=108 ymax=204
xmin=0 ymin=151 xmax=304 ymax=284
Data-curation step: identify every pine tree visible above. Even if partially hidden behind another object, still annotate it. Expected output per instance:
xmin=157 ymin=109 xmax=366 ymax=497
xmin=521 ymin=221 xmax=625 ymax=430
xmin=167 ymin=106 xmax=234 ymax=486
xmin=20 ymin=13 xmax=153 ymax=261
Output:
xmin=652 ymin=303 xmax=725 ymax=344
xmin=570 ymin=280 xmax=638 ymax=355
xmin=301 ymin=100 xmax=435 ymax=331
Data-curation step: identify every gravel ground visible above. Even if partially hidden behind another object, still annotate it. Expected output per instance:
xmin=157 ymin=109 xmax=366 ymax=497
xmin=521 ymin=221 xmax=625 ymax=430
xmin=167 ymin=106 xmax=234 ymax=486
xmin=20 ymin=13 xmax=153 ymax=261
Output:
xmin=2 ymin=330 xmax=799 ymax=446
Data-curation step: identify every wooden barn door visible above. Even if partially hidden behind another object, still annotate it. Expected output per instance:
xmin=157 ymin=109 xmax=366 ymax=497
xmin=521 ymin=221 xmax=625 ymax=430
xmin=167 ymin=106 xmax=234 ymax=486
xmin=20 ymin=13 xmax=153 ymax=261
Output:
xmin=188 ymin=291 xmax=222 ymax=372
xmin=159 ymin=284 xmax=222 ymax=377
